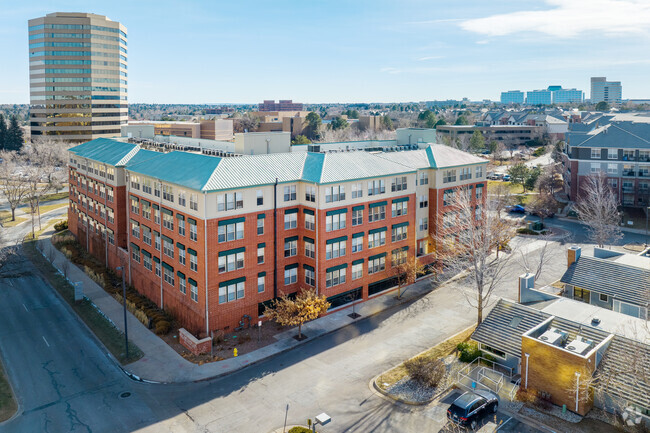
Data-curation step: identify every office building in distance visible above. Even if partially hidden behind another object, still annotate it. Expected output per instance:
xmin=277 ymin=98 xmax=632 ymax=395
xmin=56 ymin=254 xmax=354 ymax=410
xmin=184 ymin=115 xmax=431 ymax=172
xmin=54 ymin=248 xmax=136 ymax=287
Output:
xmin=258 ymin=100 xmax=304 ymax=112
xmin=500 ymin=91 xmax=525 ymax=105
xmin=526 ymin=89 xmax=553 ymax=105
xmin=28 ymin=12 xmax=127 ymax=141
xmin=591 ymin=77 xmax=622 ymax=104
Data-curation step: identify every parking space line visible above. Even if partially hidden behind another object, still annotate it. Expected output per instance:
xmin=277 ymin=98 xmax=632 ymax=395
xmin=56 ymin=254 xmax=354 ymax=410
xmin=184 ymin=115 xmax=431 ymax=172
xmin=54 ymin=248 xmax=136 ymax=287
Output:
xmin=42 ymin=336 xmax=50 ymax=347
xmin=496 ymin=416 xmax=512 ymax=431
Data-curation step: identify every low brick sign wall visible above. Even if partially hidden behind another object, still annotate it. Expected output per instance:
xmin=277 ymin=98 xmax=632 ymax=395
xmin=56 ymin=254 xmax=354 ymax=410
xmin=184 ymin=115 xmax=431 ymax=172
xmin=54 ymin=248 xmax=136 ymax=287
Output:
xmin=178 ymin=328 xmax=212 ymax=355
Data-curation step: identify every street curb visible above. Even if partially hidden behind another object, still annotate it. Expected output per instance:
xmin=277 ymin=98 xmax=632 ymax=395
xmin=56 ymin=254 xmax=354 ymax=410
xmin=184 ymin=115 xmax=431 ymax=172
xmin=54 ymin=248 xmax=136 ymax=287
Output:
xmin=499 ymin=408 xmax=559 ymax=433
xmin=0 ymin=355 xmax=21 ymax=427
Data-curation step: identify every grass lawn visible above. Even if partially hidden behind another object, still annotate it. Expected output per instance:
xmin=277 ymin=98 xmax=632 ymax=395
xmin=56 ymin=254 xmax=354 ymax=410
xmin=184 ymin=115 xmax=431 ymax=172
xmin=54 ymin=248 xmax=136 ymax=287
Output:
xmin=0 ymin=210 xmax=27 ymax=227
xmin=0 ymin=356 xmax=17 ymax=422
xmin=376 ymin=326 xmax=475 ymax=391
xmin=21 ymin=191 xmax=68 ymax=204
xmin=28 ymin=202 xmax=68 ymax=215
xmin=23 ymin=237 xmax=143 ymax=364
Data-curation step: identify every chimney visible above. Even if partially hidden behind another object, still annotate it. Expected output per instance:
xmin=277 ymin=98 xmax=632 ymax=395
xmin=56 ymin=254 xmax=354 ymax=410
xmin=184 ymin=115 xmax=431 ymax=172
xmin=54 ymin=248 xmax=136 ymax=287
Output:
xmin=518 ymin=273 xmax=535 ymax=304
xmin=567 ymin=246 xmax=581 ymax=268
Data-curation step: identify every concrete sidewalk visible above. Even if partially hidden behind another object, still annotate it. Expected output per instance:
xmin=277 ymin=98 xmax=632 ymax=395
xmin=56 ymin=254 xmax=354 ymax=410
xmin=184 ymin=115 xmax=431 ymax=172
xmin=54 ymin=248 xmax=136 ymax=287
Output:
xmin=37 ymin=228 xmax=447 ymax=383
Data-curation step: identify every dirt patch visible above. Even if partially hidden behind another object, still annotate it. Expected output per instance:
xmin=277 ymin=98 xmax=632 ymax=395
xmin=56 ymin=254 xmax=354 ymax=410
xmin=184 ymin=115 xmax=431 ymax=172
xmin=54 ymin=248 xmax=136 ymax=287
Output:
xmin=160 ymin=321 xmax=289 ymax=364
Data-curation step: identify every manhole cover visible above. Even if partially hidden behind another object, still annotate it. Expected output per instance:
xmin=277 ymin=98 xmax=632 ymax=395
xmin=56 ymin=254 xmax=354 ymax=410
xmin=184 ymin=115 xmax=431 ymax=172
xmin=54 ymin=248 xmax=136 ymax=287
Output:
xmin=119 ymin=392 xmax=131 ymax=399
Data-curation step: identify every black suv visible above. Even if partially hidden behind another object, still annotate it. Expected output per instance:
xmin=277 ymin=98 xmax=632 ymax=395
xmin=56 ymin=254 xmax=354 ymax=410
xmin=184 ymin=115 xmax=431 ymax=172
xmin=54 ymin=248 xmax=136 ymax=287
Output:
xmin=446 ymin=389 xmax=498 ymax=430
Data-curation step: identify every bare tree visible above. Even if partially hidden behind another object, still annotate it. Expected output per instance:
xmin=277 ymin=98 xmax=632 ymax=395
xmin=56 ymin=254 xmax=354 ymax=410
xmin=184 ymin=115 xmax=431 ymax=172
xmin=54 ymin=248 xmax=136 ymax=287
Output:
xmin=490 ymin=183 xmax=514 ymax=219
xmin=0 ymin=229 xmax=17 ymax=276
xmin=528 ymin=193 xmax=557 ymax=226
xmin=0 ymin=151 xmax=29 ymax=221
xmin=536 ymin=165 xmax=558 ymax=196
xmin=432 ymin=189 xmax=517 ymax=324
xmin=394 ymin=255 xmax=425 ymax=300
xmin=517 ymin=233 xmax=561 ymax=281
xmin=575 ymin=172 xmax=623 ymax=248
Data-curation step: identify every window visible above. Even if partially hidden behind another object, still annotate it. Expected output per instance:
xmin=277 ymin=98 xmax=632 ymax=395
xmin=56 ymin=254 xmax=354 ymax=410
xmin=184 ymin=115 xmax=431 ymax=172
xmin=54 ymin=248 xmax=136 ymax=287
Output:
xmin=219 ymin=279 xmax=245 ymax=304
xmin=367 ymin=179 xmax=385 ymax=196
xmin=143 ymin=252 xmax=152 ymax=271
xmin=178 ymin=191 xmax=186 ymax=207
xmin=305 ymin=267 xmax=315 ymax=286
xmin=368 ymin=255 xmax=385 ymax=274
xmin=190 ymin=280 xmax=198 ymax=302
xmin=284 ymin=185 xmax=296 ymax=201
xmin=368 ymin=229 xmax=386 ymax=248
xmin=179 ymin=274 xmax=186 ymax=294
xmin=162 ymin=210 xmax=174 ymax=230
xmin=154 ymin=231 xmax=161 ymax=250
xmin=163 ymin=236 xmax=174 ymax=258
xmin=284 ymin=238 xmax=298 ymax=257
xmin=163 ymin=264 xmax=175 ymax=286
xmin=189 ymin=218 xmax=198 ymax=241
xmin=153 ymin=206 xmax=160 ymax=224
xmin=155 ymin=260 xmax=161 ymax=277
xmin=475 ymin=205 xmax=482 ymax=221
xmin=305 ymin=186 xmax=316 ymax=202
xmin=154 ymin=182 xmax=160 ymax=198
xmin=130 ymin=175 xmax=140 ymax=190
xmin=284 ymin=211 xmax=298 ymax=230
xmin=443 ymin=190 xmax=455 ymax=206
xmin=352 ymin=207 xmax=363 ymax=226
xmin=107 ymin=229 xmax=114 ymax=245
xmin=607 ymin=163 xmax=617 ymax=175
xmin=142 ymin=178 xmax=152 ymax=194
xmin=352 ymin=262 xmax=363 ymax=280
xmin=475 ymin=166 xmax=483 ymax=178
xmin=131 ymin=245 xmax=140 ymax=263
xmin=599 ymin=293 xmax=608 ymax=302
xmin=142 ymin=226 xmax=151 ymax=245
xmin=162 ymin=185 xmax=174 ymax=202
xmin=218 ymin=219 xmax=244 ymax=242
xmin=608 ymin=179 xmax=618 ymax=189
xmin=141 ymin=201 xmax=151 ymax=219
xmin=257 ymin=215 xmax=264 ymax=235
xmin=480 ymin=344 xmax=506 ymax=359
xmin=419 ymin=218 xmax=428 ymax=231
xmin=325 ymin=212 xmax=346 ymax=231
xmin=130 ymin=196 xmax=139 ymax=214
xmin=623 ymin=150 xmax=635 ymax=160
xmin=326 ymin=238 xmax=346 ymax=259
xmin=443 ymin=212 xmax=456 ymax=228
xmin=257 ymin=244 xmax=265 ymax=264
xmin=325 ymin=185 xmax=345 ymax=203
xmin=417 ymin=240 xmax=427 ymax=256
xmin=391 ymin=176 xmax=407 ymax=192
xmin=608 ymin=149 xmax=618 ymax=159
xmin=591 ymin=148 xmax=601 ymax=159
xmin=304 ymin=238 xmax=315 ymax=258
xmin=189 ymin=250 xmax=198 ymax=272
xmin=392 ymin=225 xmax=408 ymax=242
xmin=590 ymin=163 xmax=602 ymax=173
xmin=130 ymin=219 xmax=140 ymax=238
xmin=179 ymin=246 xmax=186 ymax=265
xmin=258 ymin=274 xmax=265 ymax=293
xmin=419 ymin=172 xmax=429 ymax=185
xmin=419 ymin=195 xmax=428 ymax=208
xmin=351 ymin=183 xmax=363 ymax=199
xmin=178 ymin=216 xmax=185 ymax=236
xmin=443 ymin=170 xmax=456 ymax=183
xmin=368 ymin=205 xmax=386 ymax=223
xmin=218 ymin=249 xmax=245 ymax=273
xmin=107 ymin=186 xmax=114 ymax=202
xmin=573 ymin=287 xmax=590 ymax=303
xmin=459 ymin=167 xmax=472 ymax=181
xmin=218 ymin=192 xmax=243 ymax=211
xmin=256 ymin=190 xmax=264 ymax=206
xmin=305 ymin=212 xmax=315 ymax=230
xmin=326 ymin=267 xmax=346 ymax=288
xmin=190 ymin=193 xmax=198 ymax=211
xmin=392 ymin=201 xmax=408 ymax=217
xmin=392 ymin=248 xmax=407 ymax=266
xmin=352 ymin=234 xmax=363 ymax=253
xmin=476 ymin=186 xmax=484 ymax=200
xmin=284 ymin=267 xmax=298 ymax=285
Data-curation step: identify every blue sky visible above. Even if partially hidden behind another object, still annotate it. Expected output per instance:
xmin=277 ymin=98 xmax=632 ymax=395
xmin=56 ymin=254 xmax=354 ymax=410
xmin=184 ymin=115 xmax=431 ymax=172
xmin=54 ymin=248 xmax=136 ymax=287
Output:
xmin=3 ymin=0 xmax=650 ymax=103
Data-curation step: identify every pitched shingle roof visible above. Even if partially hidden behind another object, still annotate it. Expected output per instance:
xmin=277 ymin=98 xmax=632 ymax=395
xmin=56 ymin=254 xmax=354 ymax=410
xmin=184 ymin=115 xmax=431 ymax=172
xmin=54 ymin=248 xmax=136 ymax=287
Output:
xmin=560 ymin=256 xmax=650 ymax=307
xmin=568 ymin=121 xmax=650 ymax=149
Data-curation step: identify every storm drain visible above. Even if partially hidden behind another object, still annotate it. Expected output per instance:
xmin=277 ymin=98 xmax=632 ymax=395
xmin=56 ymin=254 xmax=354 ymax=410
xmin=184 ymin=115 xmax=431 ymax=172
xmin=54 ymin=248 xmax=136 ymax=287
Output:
xmin=119 ymin=392 xmax=131 ymax=399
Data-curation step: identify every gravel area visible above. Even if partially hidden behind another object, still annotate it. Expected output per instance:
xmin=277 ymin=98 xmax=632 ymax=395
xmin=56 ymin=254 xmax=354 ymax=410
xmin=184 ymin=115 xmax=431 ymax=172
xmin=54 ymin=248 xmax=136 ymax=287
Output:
xmin=386 ymin=377 xmax=440 ymax=404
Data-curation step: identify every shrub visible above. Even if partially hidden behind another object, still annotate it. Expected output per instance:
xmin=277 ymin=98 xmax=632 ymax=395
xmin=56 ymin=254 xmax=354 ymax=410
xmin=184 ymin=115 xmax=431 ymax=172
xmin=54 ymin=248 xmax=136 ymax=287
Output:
xmin=288 ymin=427 xmax=312 ymax=433
xmin=155 ymin=320 xmax=171 ymax=335
xmin=517 ymin=228 xmax=540 ymax=235
xmin=532 ymin=146 xmax=547 ymax=157
xmin=54 ymin=220 xmax=68 ymax=232
xmin=404 ymin=357 xmax=446 ymax=388
xmin=457 ymin=342 xmax=482 ymax=363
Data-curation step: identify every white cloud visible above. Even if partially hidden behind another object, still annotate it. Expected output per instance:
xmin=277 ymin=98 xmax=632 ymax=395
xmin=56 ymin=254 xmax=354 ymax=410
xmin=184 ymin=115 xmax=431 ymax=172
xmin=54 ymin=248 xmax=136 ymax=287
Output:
xmin=417 ymin=56 xmax=444 ymax=61
xmin=380 ymin=67 xmax=401 ymax=75
xmin=460 ymin=0 xmax=650 ymax=38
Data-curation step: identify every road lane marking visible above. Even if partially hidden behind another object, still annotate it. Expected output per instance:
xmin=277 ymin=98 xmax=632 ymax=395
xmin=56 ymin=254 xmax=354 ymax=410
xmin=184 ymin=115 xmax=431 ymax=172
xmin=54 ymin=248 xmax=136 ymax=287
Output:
xmin=42 ymin=336 xmax=50 ymax=347
xmin=496 ymin=416 xmax=512 ymax=431
xmin=23 ymin=303 xmax=28 ymax=312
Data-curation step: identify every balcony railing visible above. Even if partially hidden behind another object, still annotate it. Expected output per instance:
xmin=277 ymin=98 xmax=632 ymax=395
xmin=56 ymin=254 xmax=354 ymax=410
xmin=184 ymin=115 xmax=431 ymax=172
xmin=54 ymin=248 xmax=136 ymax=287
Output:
xmin=623 ymin=171 xmax=636 ymax=177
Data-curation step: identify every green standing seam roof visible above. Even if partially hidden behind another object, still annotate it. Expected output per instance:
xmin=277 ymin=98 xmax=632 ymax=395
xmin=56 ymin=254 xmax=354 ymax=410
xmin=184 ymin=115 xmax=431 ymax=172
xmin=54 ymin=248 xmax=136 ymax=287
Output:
xmin=392 ymin=197 xmax=409 ymax=203
xmin=392 ymin=221 xmax=410 ymax=229
xmin=326 ymin=235 xmax=348 ymax=244
xmin=177 ymin=270 xmax=185 ymax=279
xmin=392 ymin=246 xmax=409 ymax=253
xmin=326 ymin=208 xmax=347 ymax=216
xmin=258 ymin=242 xmax=265 ymax=248
xmin=284 ymin=236 xmax=299 ymax=243
xmin=285 ymin=263 xmax=299 ymax=270
xmin=188 ymin=248 xmax=197 ymax=256
xmin=352 ymin=205 xmax=364 ymax=211
xmin=130 ymin=242 xmax=140 ymax=251
xmin=303 ymin=236 xmax=314 ymax=243
xmin=369 ymin=227 xmax=387 ymax=234
xmin=188 ymin=278 xmax=197 ymax=286
xmin=303 ymin=264 xmax=314 ymax=271
xmin=219 ymin=276 xmax=245 ymax=287
xmin=368 ymin=200 xmax=388 ymax=208
xmin=130 ymin=195 xmax=139 ymax=202
xmin=352 ymin=259 xmax=364 ymax=265
xmin=368 ymin=252 xmax=387 ymax=261
xmin=303 ymin=209 xmax=315 ymax=215
xmin=142 ymin=249 xmax=151 ymax=258
xmin=162 ymin=208 xmax=172 ymax=216
xmin=352 ymin=232 xmax=364 ymax=238
xmin=152 ymin=203 xmax=159 ymax=210
xmin=162 ymin=235 xmax=173 ymax=243
xmin=326 ymin=263 xmax=348 ymax=272
xmin=162 ymin=262 xmax=173 ymax=271
xmin=258 ymin=271 xmax=266 ymax=277
xmin=257 ymin=213 xmax=266 ymax=219
xmin=188 ymin=217 xmax=197 ymax=224
xmin=176 ymin=242 xmax=185 ymax=249
xmin=218 ymin=247 xmax=245 ymax=257
xmin=177 ymin=214 xmax=185 ymax=220
xmin=141 ymin=199 xmax=151 ymax=206
xmin=153 ymin=256 xmax=160 ymax=263
xmin=285 ymin=208 xmax=299 ymax=215
xmin=218 ymin=217 xmax=245 ymax=226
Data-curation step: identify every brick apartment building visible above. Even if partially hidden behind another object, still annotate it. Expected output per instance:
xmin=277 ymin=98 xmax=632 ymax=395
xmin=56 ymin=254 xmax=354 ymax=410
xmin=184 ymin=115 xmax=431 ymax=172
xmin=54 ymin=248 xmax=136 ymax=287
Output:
xmin=258 ymin=99 xmax=304 ymax=112
xmin=67 ymin=138 xmax=487 ymax=335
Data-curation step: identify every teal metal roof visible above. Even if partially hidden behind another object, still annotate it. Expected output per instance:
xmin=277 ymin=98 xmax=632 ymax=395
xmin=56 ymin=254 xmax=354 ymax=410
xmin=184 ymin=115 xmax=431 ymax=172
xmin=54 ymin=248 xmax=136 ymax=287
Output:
xmin=127 ymin=151 xmax=222 ymax=191
xmin=69 ymin=138 xmax=138 ymax=166
xmin=302 ymin=153 xmax=325 ymax=183
xmin=124 ymin=149 xmax=163 ymax=167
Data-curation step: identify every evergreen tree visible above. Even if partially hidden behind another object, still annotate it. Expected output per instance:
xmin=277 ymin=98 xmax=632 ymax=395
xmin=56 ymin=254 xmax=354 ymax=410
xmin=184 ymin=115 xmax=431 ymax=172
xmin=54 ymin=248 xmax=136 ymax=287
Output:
xmin=0 ymin=113 xmax=6 ymax=150
xmin=6 ymin=116 xmax=23 ymax=151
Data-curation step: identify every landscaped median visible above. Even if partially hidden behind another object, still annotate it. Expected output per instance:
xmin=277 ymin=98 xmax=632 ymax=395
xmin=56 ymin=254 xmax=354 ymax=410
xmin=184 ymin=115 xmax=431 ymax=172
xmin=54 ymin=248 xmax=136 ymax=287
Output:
xmin=23 ymin=233 xmax=143 ymax=365
xmin=373 ymin=326 xmax=476 ymax=405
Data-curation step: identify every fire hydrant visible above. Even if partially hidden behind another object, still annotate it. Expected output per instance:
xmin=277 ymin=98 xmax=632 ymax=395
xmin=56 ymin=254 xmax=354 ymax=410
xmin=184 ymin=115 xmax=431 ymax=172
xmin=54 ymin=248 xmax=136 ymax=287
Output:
xmin=233 ymin=348 xmax=238 ymax=357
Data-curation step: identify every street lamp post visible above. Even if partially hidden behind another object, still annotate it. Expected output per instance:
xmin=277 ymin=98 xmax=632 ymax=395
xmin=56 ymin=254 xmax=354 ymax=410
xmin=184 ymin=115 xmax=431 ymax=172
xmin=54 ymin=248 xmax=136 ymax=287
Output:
xmin=115 ymin=266 xmax=129 ymax=360
xmin=646 ymin=206 xmax=649 ymax=248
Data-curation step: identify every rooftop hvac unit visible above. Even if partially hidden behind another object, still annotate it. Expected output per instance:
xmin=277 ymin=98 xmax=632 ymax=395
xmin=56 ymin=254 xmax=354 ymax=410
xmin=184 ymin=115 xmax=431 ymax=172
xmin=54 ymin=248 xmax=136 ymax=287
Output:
xmin=538 ymin=327 xmax=568 ymax=346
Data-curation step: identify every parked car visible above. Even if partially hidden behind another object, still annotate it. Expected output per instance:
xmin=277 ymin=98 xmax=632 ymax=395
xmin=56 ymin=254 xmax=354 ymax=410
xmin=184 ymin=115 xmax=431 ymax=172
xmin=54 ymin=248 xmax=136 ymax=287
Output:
xmin=487 ymin=173 xmax=503 ymax=180
xmin=506 ymin=204 xmax=525 ymax=214
xmin=447 ymin=390 xmax=499 ymax=430
xmin=502 ymin=174 xmax=511 ymax=181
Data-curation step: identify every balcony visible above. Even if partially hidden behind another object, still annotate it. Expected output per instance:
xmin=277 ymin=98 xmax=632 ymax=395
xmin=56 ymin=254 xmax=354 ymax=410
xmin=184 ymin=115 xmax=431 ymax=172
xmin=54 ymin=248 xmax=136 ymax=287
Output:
xmin=622 ymin=186 xmax=635 ymax=193
xmin=623 ymin=171 xmax=636 ymax=177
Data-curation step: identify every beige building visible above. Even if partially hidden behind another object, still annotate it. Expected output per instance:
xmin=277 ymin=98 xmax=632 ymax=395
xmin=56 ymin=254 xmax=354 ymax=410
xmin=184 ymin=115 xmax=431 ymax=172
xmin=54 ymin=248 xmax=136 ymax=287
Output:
xmin=251 ymin=111 xmax=309 ymax=138
xmin=129 ymin=119 xmax=233 ymax=141
xmin=28 ymin=12 xmax=128 ymax=142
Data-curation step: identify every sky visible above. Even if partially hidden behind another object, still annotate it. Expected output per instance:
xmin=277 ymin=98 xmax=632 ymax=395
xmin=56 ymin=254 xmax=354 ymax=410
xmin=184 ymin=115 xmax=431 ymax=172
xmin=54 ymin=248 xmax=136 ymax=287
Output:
xmin=2 ymin=0 xmax=650 ymax=104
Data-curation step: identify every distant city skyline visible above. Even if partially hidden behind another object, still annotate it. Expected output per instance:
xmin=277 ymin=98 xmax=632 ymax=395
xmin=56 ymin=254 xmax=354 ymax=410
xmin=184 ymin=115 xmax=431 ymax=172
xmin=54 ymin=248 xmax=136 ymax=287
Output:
xmin=2 ymin=0 xmax=650 ymax=104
